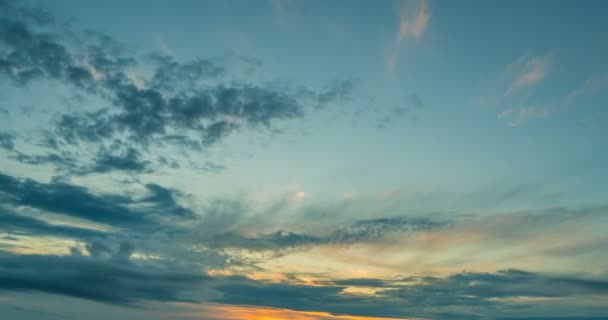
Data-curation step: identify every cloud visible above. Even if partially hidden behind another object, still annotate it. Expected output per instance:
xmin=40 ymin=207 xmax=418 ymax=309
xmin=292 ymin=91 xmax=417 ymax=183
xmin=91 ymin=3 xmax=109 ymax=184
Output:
xmin=88 ymin=143 xmax=151 ymax=174
xmin=0 ymin=171 xmax=607 ymax=318
xmin=210 ymin=230 xmax=323 ymax=251
xmin=409 ymin=94 xmax=424 ymax=108
xmin=498 ymin=105 xmax=550 ymax=126
xmin=0 ymin=173 xmax=144 ymax=227
xmin=0 ymin=250 xmax=206 ymax=306
xmin=211 ymin=269 xmax=608 ymax=319
xmin=0 ymin=206 xmax=107 ymax=240
xmin=504 ymin=55 xmax=552 ymax=96
xmin=0 ymin=131 xmax=15 ymax=150
xmin=497 ymin=62 xmax=608 ymax=126
xmin=271 ymin=0 xmax=292 ymax=24
xmin=317 ymin=80 xmax=355 ymax=105
xmin=328 ymin=217 xmax=446 ymax=244
xmin=396 ymin=0 xmax=429 ymax=41
xmin=0 ymin=0 xmax=351 ymax=175
xmin=146 ymin=53 xmax=224 ymax=91
xmin=206 ymin=216 xmax=447 ymax=252
xmin=490 ymin=54 xmax=591 ymax=126
xmin=562 ymin=73 xmax=608 ymax=105
xmin=387 ymin=0 xmax=430 ymax=76
xmin=0 ymin=173 xmax=195 ymax=230
xmin=141 ymin=183 xmax=196 ymax=219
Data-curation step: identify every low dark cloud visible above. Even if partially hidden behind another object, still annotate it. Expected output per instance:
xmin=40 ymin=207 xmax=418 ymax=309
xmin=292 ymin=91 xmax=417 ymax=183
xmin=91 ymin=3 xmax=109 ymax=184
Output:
xmin=212 ymin=269 xmax=608 ymax=319
xmin=0 ymin=250 xmax=206 ymax=305
xmin=387 ymin=269 xmax=608 ymax=305
xmin=0 ymin=173 xmax=148 ymax=227
xmin=0 ymin=173 xmax=195 ymax=230
xmin=0 ymin=206 xmax=107 ymax=239
xmin=0 ymin=170 xmax=606 ymax=319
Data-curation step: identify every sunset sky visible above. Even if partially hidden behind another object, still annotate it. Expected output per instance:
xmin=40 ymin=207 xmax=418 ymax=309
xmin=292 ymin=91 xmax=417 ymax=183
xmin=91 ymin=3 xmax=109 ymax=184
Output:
xmin=1 ymin=0 xmax=608 ymax=319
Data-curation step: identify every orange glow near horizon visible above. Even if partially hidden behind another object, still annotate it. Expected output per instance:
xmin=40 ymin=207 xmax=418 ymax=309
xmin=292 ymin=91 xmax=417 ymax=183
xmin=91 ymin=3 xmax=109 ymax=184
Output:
xmin=187 ymin=304 xmax=417 ymax=320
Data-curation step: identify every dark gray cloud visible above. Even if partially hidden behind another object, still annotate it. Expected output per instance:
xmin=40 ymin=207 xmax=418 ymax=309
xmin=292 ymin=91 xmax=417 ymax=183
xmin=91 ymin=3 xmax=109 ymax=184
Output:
xmin=10 ymin=151 xmax=75 ymax=167
xmin=387 ymin=269 xmax=608 ymax=305
xmin=0 ymin=173 xmax=195 ymax=230
xmin=141 ymin=183 xmax=196 ymax=219
xmin=147 ymin=53 xmax=224 ymax=91
xmin=210 ymin=230 xmax=323 ymax=251
xmin=212 ymin=269 xmax=608 ymax=319
xmin=88 ymin=142 xmax=151 ymax=174
xmin=0 ymin=250 xmax=206 ymax=306
xmin=328 ymin=217 xmax=446 ymax=244
xmin=0 ymin=206 xmax=107 ymax=239
xmin=0 ymin=172 xmax=148 ymax=227
xmin=0 ymin=0 xmax=351 ymax=176
xmin=6 ymin=141 xmax=151 ymax=176
xmin=206 ymin=216 xmax=447 ymax=252
xmin=0 ymin=130 xmax=15 ymax=150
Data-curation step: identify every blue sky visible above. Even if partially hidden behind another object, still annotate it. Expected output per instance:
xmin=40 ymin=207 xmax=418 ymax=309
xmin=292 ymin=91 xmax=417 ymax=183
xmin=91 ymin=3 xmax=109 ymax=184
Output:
xmin=1 ymin=1 xmax=608 ymax=319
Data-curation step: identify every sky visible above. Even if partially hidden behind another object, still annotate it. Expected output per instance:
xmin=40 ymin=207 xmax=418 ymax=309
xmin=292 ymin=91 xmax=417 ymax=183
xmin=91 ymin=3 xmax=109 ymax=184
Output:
xmin=1 ymin=0 xmax=608 ymax=319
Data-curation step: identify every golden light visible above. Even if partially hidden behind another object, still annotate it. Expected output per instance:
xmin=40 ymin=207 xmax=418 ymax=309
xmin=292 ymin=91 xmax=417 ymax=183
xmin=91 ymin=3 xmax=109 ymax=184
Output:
xmin=190 ymin=304 xmax=417 ymax=320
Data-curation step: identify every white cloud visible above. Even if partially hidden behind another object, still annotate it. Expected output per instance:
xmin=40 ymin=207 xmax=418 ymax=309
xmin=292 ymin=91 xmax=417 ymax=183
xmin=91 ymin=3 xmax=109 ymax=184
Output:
xmin=387 ymin=0 xmax=430 ymax=76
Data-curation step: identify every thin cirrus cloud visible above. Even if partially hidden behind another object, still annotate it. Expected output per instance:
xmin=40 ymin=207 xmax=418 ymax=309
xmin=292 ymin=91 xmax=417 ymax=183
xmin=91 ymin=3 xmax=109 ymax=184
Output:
xmin=497 ymin=56 xmax=608 ymax=126
xmin=498 ymin=105 xmax=550 ymax=127
xmin=387 ymin=0 xmax=430 ymax=77
xmin=504 ymin=55 xmax=552 ymax=96
xmin=491 ymin=54 xmax=553 ymax=126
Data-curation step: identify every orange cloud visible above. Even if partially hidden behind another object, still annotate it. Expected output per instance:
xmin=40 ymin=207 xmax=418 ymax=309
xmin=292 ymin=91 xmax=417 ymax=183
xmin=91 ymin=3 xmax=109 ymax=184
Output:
xmin=199 ymin=304 xmax=413 ymax=320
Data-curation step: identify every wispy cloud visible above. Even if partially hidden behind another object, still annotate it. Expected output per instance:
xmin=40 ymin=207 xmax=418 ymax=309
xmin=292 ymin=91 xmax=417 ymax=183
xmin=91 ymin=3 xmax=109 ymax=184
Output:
xmin=387 ymin=0 xmax=430 ymax=77
xmin=498 ymin=105 xmax=550 ymax=126
xmin=499 ymin=71 xmax=608 ymax=126
xmin=504 ymin=55 xmax=552 ymax=96
xmin=271 ymin=0 xmax=292 ymax=24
